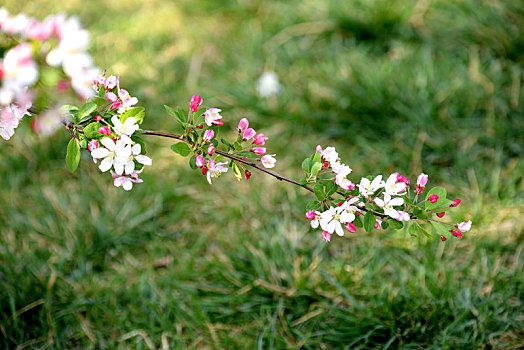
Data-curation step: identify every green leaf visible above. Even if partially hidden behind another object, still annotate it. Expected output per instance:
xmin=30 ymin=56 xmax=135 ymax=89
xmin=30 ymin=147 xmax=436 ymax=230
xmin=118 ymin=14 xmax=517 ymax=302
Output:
xmin=232 ymin=162 xmax=243 ymax=182
xmin=430 ymin=221 xmax=449 ymax=238
xmin=299 ymin=178 xmax=308 ymax=186
xmin=66 ymin=138 xmax=81 ymax=173
xmin=313 ymin=183 xmax=326 ymax=201
xmin=354 ymin=215 xmax=363 ymax=228
xmin=79 ymin=136 xmax=87 ymax=149
xmin=236 ymin=152 xmax=253 ymax=158
xmin=120 ymin=107 xmax=145 ymax=124
xmin=363 ymin=212 xmax=376 ymax=232
xmin=412 ymin=207 xmax=427 ymax=219
xmin=381 ymin=220 xmax=389 ymax=229
xmin=92 ymin=96 xmax=106 ymax=107
xmin=389 ymin=219 xmax=404 ymax=230
xmin=83 ymin=122 xmax=104 ymax=139
xmin=425 ymin=187 xmax=446 ymax=209
xmin=302 ymin=158 xmax=313 ymax=173
xmin=427 ymin=199 xmax=453 ymax=213
xmin=306 ymin=200 xmax=321 ymax=211
xmin=171 ymin=143 xmax=191 ymax=157
xmin=312 ymin=151 xmax=322 ymax=164
xmin=420 ymin=226 xmax=433 ymax=238
xmin=311 ymin=162 xmax=322 ymax=177
xmin=189 ymin=155 xmax=197 ymax=170
xmin=78 ymin=101 xmax=97 ymax=122
xmin=325 ymin=181 xmax=338 ymax=196
xmin=408 ymin=223 xmax=419 ymax=237
xmin=164 ymin=105 xmax=178 ymax=118
xmin=233 ymin=142 xmax=242 ymax=151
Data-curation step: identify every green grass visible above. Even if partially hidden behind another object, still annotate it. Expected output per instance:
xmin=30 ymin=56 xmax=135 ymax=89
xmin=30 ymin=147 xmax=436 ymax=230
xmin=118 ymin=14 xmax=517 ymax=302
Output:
xmin=1 ymin=0 xmax=523 ymax=348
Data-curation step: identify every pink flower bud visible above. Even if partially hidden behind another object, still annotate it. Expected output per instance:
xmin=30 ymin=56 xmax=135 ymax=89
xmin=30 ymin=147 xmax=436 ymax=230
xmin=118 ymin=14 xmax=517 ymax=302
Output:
xmin=203 ymin=129 xmax=214 ymax=142
xmin=238 ymin=118 xmax=249 ymax=133
xmin=322 ymin=231 xmax=331 ymax=242
xmin=305 ymin=211 xmax=315 ymax=220
xmin=428 ymin=194 xmax=439 ymax=203
xmin=450 ymin=229 xmax=462 ymax=238
xmin=111 ymin=101 xmax=121 ymax=110
xmin=197 ymin=124 xmax=203 ymax=129
xmin=252 ymin=147 xmax=266 ymax=155
xmin=98 ymin=126 xmax=111 ymax=136
xmin=253 ymin=133 xmax=268 ymax=145
xmin=315 ymin=145 xmax=323 ymax=154
xmin=190 ymin=95 xmax=203 ymax=106
xmin=88 ymin=140 xmax=99 ymax=152
xmin=450 ymin=198 xmax=461 ymax=207
xmin=207 ymin=144 xmax=215 ymax=155
xmin=245 ymin=170 xmax=251 ymax=180
xmin=417 ymin=173 xmax=428 ymax=187
xmin=190 ymin=102 xmax=199 ymax=112
xmin=441 ymin=235 xmax=447 ymax=241
xmin=106 ymin=91 xmax=118 ymax=102
xmin=94 ymin=114 xmax=102 ymax=121
xmin=195 ymin=155 xmax=204 ymax=168
xmin=397 ymin=174 xmax=410 ymax=186
xmin=345 ymin=222 xmax=356 ymax=233
xmin=243 ymin=127 xmax=256 ymax=141
xmin=374 ymin=219 xmax=382 ymax=230
xmin=436 ymin=212 xmax=446 ymax=218
xmin=202 ymin=167 xmax=207 ymax=175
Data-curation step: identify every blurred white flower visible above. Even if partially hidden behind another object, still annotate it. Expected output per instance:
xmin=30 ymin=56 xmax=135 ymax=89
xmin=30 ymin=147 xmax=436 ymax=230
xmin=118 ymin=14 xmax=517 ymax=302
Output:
xmin=256 ymin=71 xmax=281 ymax=98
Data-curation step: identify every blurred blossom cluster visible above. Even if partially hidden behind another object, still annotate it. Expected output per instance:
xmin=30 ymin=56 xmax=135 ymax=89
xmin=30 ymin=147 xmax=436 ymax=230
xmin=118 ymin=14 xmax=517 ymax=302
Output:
xmin=0 ymin=8 xmax=97 ymax=140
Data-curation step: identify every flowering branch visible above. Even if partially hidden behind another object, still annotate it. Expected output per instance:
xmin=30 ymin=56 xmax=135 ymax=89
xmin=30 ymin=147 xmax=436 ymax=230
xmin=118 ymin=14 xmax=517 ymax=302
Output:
xmin=1 ymin=10 xmax=473 ymax=244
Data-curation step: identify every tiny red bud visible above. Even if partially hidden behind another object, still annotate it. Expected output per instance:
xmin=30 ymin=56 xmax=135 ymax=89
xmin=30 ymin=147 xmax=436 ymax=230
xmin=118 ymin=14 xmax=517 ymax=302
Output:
xmin=202 ymin=167 xmax=207 ymax=175
xmin=441 ymin=235 xmax=447 ymax=241
xmin=428 ymin=194 xmax=439 ymax=203
xmin=436 ymin=212 xmax=445 ymax=218
xmin=94 ymin=114 xmax=102 ymax=121
xmin=337 ymin=202 xmax=343 ymax=207
xmin=323 ymin=162 xmax=329 ymax=169
xmin=245 ymin=170 xmax=252 ymax=180
xmin=450 ymin=198 xmax=461 ymax=207
xmin=197 ymin=124 xmax=203 ymax=129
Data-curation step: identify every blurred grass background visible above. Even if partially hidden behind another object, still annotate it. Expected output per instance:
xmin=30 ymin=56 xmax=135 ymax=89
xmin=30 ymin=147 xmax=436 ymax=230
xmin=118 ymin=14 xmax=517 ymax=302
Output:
xmin=1 ymin=0 xmax=523 ymax=348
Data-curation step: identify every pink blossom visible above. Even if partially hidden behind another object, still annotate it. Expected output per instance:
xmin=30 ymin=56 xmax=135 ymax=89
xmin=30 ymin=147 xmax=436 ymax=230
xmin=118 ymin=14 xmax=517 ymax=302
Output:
xmin=450 ymin=198 xmax=461 ymax=207
xmin=98 ymin=126 xmax=111 ymax=136
xmin=207 ymin=143 xmax=215 ymax=155
xmin=204 ymin=108 xmax=223 ymax=126
xmin=104 ymin=75 xmax=118 ymax=90
xmin=253 ymin=133 xmax=268 ymax=145
xmin=88 ymin=139 xmax=99 ymax=152
xmin=322 ymin=231 xmax=331 ymax=242
xmin=111 ymin=101 xmax=121 ymax=110
xmin=315 ymin=145 xmax=323 ymax=154
xmin=260 ymin=154 xmax=276 ymax=168
xmin=450 ymin=230 xmax=462 ymax=238
xmin=397 ymin=174 xmax=410 ymax=186
xmin=417 ymin=173 xmax=428 ymax=187
xmin=203 ymin=129 xmax=214 ymax=142
xmin=428 ymin=194 xmax=439 ymax=203
xmin=305 ymin=211 xmax=315 ymax=220
xmin=190 ymin=95 xmax=203 ymax=112
xmin=238 ymin=118 xmax=249 ymax=133
xmin=436 ymin=212 xmax=445 ymax=218
xmin=457 ymin=220 xmax=472 ymax=233
xmin=396 ymin=211 xmax=410 ymax=221
xmin=195 ymin=155 xmax=205 ymax=168
xmin=105 ymin=91 xmax=118 ymax=102
xmin=252 ymin=147 xmax=266 ymax=155
xmin=111 ymin=170 xmax=144 ymax=191
xmin=345 ymin=222 xmax=356 ymax=233
xmin=243 ymin=128 xmax=256 ymax=141
xmin=26 ymin=20 xmax=53 ymax=41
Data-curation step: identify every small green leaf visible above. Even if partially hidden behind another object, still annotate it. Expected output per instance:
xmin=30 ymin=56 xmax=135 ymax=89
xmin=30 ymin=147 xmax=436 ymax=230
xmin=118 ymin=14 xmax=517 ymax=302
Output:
xmin=430 ymin=221 xmax=449 ymax=238
xmin=120 ymin=107 xmax=145 ymax=124
xmin=426 ymin=199 xmax=453 ymax=212
xmin=325 ymin=181 xmax=338 ymax=196
xmin=389 ymin=219 xmax=404 ymax=230
xmin=313 ymin=183 xmax=325 ymax=201
xmin=354 ymin=215 xmax=363 ymax=228
xmin=236 ymin=152 xmax=253 ymax=158
xmin=302 ymin=158 xmax=313 ymax=173
xmin=381 ymin=220 xmax=389 ymax=229
xmin=189 ymin=155 xmax=197 ymax=169
xmin=299 ymin=178 xmax=308 ymax=186
xmin=311 ymin=162 xmax=322 ymax=177
xmin=312 ymin=151 xmax=322 ymax=164
xmin=233 ymin=142 xmax=242 ymax=151
xmin=408 ymin=223 xmax=419 ymax=237
xmin=363 ymin=212 xmax=376 ymax=232
xmin=164 ymin=105 xmax=178 ymax=117
xmin=66 ymin=138 xmax=81 ymax=173
xmin=83 ymin=122 xmax=104 ymax=139
xmin=306 ymin=200 xmax=321 ymax=211
xmin=420 ymin=226 xmax=433 ymax=238
xmin=171 ymin=143 xmax=191 ymax=157
xmin=92 ymin=96 xmax=106 ymax=107
xmin=78 ymin=101 xmax=97 ymax=122
xmin=232 ymin=162 xmax=243 ymax=182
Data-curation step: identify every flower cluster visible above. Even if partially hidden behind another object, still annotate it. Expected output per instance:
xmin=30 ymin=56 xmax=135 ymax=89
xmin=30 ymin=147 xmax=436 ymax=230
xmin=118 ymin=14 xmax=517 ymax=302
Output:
xmin=0 ymin=9 xmax=97 ymax=140
xmin=165 ymin=95 xmax=277 ymax=184
xmin=63 ymin=73 xmax=151 ymax=191
xmin=302 ymin=146 xmax=472 ymax=242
